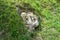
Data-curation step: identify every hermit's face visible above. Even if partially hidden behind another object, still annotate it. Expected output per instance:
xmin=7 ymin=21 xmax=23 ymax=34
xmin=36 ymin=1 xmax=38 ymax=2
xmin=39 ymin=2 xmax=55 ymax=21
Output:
xmin=20 ymin=12 xmax=39 ymax=32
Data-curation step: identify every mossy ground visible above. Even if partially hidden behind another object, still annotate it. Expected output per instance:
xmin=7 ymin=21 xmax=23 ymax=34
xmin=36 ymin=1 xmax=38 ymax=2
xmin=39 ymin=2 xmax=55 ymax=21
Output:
xmin=0 ymin=0 xmax=60 ymax=40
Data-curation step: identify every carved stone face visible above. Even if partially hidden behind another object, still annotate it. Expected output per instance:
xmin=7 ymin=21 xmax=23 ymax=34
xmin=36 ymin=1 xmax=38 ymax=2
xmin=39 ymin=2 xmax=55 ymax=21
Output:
xmin=21 ymin=12 xmax=39 ymax=32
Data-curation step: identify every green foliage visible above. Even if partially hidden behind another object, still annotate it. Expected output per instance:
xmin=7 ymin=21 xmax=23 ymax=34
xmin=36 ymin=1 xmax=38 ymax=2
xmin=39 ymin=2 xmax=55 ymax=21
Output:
xmin=0 ymin=0 xmax=60 ymax=40
xmin=0 ymin=0 xmax=31 ymax=40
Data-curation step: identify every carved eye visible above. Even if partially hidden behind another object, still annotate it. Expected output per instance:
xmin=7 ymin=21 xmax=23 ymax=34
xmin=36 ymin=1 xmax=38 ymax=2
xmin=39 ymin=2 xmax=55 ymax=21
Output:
xmin=32 ymin=18 xmax=36 ymax=22
xmin=33 ymin=18 xmax=35 ymax=21
xmin=26 ymin=18 xmax=28 ymax=20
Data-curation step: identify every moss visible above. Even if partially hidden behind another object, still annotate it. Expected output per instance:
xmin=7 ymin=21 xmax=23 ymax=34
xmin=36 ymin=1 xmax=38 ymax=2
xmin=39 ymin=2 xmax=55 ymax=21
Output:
xmin=0 ymin=0 xmax=60 ymax=40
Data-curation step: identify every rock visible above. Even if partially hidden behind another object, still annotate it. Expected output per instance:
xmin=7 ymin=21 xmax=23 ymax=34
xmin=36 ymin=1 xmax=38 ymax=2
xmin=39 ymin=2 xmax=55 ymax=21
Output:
xmin=21 ymin=11 xmax=39 ymax=32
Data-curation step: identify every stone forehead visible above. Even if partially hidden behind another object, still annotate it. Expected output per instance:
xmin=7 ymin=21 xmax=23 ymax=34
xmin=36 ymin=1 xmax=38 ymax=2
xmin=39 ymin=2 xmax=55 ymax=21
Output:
xmin=21 ymin=11 xmax=33 ymax=14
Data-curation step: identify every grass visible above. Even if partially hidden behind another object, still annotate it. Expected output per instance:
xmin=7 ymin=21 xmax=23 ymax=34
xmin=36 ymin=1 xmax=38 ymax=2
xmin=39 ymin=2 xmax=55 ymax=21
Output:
xmin=0 ymin=0 xmax=60 ymax=40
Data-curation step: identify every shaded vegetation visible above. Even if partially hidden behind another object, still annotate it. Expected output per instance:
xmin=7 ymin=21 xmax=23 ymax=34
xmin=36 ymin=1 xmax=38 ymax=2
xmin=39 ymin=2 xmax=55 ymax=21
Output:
xmin=0 ymin=0 xmax=60 ymax=40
